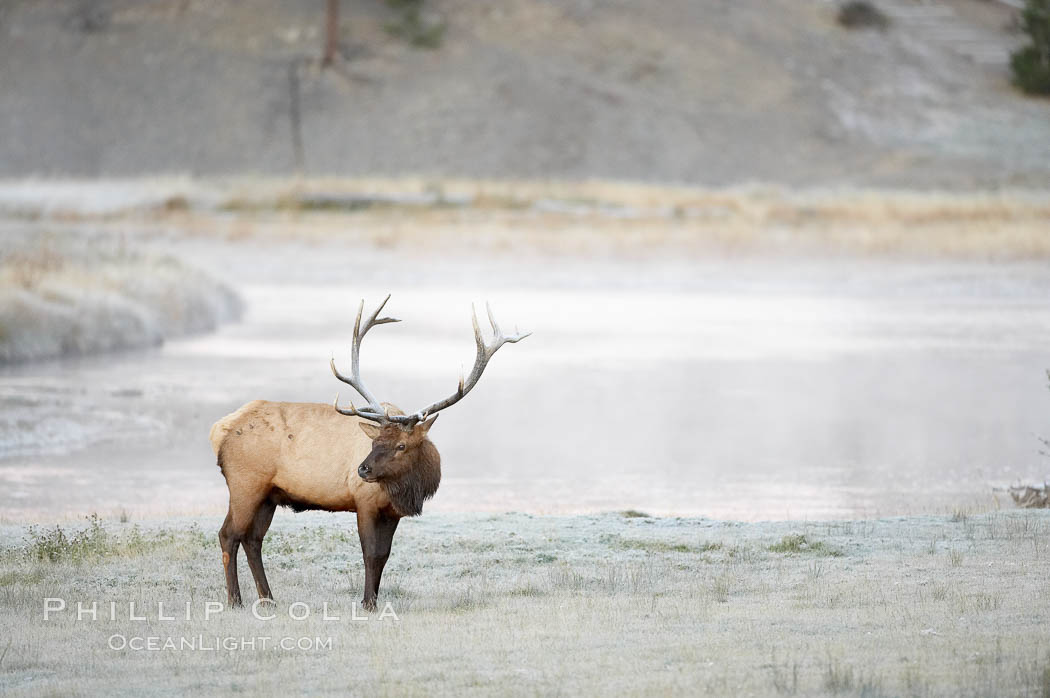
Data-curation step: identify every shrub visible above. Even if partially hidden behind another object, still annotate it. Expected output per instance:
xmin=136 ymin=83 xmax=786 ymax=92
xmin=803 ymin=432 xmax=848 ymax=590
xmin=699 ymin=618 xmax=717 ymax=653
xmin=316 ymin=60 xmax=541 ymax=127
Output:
xmin=1011 ymin=0 xmax=1050 ymax=95
xmin=837 ymin=1 xmax=890 ymax=30
xmin=19 ymin=515 xmax=190 ymax=563
xmin=25 ymin=515 xmax=110 ymax=562
xmin=385 ymin=0 xmax=445 ymax=49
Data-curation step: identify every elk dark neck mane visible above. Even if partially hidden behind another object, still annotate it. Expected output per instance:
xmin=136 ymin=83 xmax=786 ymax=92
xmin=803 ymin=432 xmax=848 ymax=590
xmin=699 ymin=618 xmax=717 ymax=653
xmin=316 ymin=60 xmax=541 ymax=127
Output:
xmin=383 ymin=441 xmax=441 ymax=517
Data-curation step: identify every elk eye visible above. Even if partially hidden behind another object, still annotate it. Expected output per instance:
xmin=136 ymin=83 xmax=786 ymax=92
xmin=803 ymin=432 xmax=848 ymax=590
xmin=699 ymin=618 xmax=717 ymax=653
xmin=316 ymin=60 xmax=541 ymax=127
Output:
xmin=396 ymin=444 xmax=406 ymax=451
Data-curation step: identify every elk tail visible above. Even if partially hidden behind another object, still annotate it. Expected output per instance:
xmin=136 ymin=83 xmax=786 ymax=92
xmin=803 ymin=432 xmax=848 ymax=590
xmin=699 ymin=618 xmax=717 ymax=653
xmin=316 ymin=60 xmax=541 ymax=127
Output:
xmin=209 ymin=419 xmax=231 ymax=456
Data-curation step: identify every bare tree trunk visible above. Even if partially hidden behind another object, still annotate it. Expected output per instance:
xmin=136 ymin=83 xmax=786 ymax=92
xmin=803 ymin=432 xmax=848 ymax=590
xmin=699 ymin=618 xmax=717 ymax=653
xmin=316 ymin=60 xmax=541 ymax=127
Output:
xmin=288 ymin=59 xmax=305 ymax=174
xmin=322 ymin=0 xmax=339 ymax=66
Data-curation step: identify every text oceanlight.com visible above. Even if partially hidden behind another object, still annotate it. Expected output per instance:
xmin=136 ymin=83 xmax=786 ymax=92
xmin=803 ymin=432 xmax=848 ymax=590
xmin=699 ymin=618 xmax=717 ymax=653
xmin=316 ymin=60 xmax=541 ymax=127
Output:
xmin=108 ymin=635 xmax=333 ymax=652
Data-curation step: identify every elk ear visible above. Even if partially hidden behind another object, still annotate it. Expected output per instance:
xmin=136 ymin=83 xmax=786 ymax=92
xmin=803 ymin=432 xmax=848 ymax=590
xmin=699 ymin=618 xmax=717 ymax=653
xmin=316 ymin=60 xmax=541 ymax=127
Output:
xmin=359 ymin=423 xmax=382 ymax=440
xmin=419 ymin=414 xmax=439 ymax=434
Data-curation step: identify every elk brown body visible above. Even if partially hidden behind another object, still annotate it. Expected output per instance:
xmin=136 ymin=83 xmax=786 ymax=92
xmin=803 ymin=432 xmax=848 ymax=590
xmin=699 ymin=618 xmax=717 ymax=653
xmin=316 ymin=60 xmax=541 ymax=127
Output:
xmin=210 ymin=296 xmax=527 ymax=610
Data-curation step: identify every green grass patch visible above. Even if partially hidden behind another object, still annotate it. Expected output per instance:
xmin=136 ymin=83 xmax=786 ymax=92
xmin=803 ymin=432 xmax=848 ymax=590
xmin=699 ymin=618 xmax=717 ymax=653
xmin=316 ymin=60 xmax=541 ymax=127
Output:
xmin=609 ymin=536 xmax=726 ymax=554
xmin=508 ymin=584 xmax=547 ymax=598
xmin=615 ymin=538 xmax=697 ymax=554
xmin=0 ymin=568 xmax=46 ymax=586
xmin=768 ymin=534 xmax=843 ymax=557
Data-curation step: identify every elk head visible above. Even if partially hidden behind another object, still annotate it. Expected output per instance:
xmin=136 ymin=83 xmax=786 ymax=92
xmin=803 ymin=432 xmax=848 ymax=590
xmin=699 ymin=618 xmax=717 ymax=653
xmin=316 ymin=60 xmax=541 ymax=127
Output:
xmin=356 ymin=416 xmax=438 ymax=483
xmin=330 ymin=295 xmax=529 ymax=514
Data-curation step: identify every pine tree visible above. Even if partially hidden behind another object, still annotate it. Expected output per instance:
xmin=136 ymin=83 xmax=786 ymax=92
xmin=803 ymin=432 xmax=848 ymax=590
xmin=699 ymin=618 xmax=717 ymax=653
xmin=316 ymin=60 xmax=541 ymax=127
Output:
xmin=1011 ymin=0 xmax=1050 ymax=95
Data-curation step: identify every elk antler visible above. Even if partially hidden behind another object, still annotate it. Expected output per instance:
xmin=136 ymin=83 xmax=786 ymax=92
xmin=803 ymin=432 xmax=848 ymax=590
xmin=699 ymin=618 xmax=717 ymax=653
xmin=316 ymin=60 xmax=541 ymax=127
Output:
xmin=331 ymin=296 xmax=529 ymax=426
xmin=331 ymin=294 xmax=400 ymax=421
xmin=412 ymin=302 xmax=530 ymax=421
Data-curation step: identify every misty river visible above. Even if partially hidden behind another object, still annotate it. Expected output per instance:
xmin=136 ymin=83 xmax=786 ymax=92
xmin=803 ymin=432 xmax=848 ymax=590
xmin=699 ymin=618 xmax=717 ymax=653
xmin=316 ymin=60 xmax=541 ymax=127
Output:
xmin=2 ymin=249 xmax=1049 ymax=521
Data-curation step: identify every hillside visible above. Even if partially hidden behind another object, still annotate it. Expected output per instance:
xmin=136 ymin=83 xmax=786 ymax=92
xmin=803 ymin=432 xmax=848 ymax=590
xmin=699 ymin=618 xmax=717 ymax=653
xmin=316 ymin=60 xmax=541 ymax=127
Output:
xmin=1 ymin=0 xmax=1048 ymax=187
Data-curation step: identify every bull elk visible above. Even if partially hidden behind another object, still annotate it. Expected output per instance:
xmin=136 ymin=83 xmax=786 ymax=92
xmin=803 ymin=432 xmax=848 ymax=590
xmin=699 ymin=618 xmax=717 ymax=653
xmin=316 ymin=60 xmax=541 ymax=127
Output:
xmin=210 ymin=295 xmax=528 ymax=610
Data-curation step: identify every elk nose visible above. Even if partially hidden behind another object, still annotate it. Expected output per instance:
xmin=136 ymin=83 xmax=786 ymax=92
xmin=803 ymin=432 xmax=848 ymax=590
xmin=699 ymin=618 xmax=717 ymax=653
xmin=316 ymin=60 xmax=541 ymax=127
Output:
xmin=358 ymin=464 xmax=372 ymax=478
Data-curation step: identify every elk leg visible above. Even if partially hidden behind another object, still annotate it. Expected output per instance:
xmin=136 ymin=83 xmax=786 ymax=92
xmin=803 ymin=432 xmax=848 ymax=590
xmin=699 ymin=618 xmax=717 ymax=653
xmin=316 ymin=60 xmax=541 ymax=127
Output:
xmin=219 ymin=495 xmax=263 ymax=607
xmin=369 ymin=515 xmax=399 ymax=606
xmin=218 ymin=510 xmax=243 ymax=607
xmin=244 ymin=499 xmax=277 ymax=601
xmin=357 ymin=511 xmax=399 ymax=612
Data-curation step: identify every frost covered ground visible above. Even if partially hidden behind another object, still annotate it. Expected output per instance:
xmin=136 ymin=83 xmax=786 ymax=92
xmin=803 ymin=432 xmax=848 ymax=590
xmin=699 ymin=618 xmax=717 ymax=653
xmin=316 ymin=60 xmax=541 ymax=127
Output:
xmin=1 ymin=509 xmax=1049 ymax=696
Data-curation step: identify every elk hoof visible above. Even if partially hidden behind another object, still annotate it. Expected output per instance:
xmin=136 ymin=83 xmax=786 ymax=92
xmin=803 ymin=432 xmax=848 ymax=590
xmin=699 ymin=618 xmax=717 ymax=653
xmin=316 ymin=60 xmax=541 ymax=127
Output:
xmin=361 ymin=598 xmax=377 ymax=613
